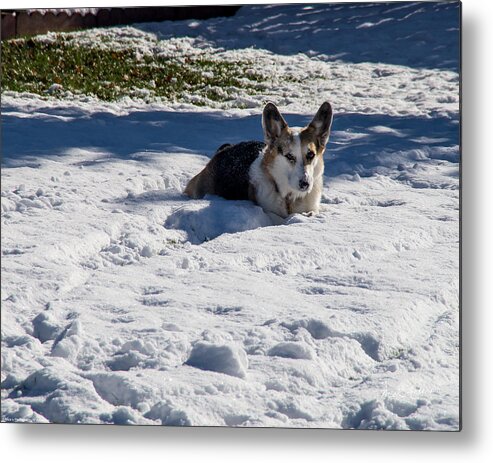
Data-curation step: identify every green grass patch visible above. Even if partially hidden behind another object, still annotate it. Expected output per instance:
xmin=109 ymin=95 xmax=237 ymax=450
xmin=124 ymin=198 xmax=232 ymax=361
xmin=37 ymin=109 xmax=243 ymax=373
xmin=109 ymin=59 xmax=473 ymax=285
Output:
xmin=1 ymin=35 xmax=265 ymax=103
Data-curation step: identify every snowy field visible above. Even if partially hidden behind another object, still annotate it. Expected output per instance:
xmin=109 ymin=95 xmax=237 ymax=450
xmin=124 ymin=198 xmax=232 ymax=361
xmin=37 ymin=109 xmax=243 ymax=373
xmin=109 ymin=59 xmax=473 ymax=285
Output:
xmin=1 ymin=2 xmax=460 ymax=429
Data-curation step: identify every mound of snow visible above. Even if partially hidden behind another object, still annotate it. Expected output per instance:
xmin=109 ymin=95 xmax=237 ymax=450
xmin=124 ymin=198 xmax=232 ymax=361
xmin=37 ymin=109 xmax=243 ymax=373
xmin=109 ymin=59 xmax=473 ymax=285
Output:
xmin=13 ymin=367 xmax=64 ymax=396
xmin=185 ymin=342 xmax=248 ymax=378
xmin=164 ymin=198 xmax=273 ymax=244
xmin=107 ymin=339 xmax=158 ymax=371
xmin=282 ymin=319 xmax=334 ymax=340
xmin=32 ymin=312 xmax=62 ymax=343
xmin=51 ymin=320 xmax=83 ymax=361
xmin=268 ymin=342 xmax=315 ymax=360
xmin=344 ymin=399 xmax=408 ymax=430
xmin=145 ymin=401 xmax=191 ymax=426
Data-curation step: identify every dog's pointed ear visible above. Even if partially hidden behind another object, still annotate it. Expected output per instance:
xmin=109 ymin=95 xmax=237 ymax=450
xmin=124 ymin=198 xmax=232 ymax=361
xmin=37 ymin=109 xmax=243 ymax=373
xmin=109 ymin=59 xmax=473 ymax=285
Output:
xmin=307 ymin=101 xmax=333 ymax=149
xmin=262 ymin=102 xmax=288 ymax=144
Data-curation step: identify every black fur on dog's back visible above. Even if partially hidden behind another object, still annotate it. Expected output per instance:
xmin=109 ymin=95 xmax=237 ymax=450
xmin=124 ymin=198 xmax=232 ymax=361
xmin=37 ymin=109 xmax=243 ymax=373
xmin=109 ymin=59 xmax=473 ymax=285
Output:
xmin=185 ymin=141 xmax=264 ymax=200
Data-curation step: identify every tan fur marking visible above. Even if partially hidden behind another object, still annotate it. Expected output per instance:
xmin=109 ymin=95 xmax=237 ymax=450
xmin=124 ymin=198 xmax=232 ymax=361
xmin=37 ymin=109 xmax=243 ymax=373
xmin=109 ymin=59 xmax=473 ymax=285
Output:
xmin=300 ymin=128 xmax=326 ymax=156
xmin=261 ymin=129 xmax=297 ymax=195
xmin=184 ymin=165 xmax=215 ymax=198
xmin=261 ymin=145 xmax=277 ymax=169
xmin=262 ymin=128 xmax=294 ymax=169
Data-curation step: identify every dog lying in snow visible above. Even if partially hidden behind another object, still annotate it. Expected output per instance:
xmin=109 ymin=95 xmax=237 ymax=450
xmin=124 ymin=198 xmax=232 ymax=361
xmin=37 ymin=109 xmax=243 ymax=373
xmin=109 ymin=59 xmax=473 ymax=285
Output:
xmin=184 ymin=101 xmax=333 ymax=219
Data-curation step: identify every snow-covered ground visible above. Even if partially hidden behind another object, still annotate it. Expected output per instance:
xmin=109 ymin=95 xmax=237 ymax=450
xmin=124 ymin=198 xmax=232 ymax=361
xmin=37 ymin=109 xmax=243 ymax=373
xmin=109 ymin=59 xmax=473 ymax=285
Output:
xmin=1 ymin=2 xmax=460 ymax=429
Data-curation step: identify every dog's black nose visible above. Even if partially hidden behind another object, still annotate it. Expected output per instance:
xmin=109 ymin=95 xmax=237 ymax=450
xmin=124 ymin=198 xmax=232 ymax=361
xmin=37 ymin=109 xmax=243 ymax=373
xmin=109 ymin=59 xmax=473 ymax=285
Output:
xmin=299 ymin=179 xmax=309 ymax=191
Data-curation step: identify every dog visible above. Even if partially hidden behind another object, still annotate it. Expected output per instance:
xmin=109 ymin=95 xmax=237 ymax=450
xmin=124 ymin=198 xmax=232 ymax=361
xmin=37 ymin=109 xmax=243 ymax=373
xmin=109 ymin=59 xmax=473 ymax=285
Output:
xmin=184 ymin=101 xmax=333 ymax=219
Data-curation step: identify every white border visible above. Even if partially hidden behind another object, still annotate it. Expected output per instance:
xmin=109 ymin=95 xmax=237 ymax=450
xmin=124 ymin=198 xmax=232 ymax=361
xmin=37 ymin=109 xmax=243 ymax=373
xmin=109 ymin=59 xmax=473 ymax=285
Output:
xmin=2 ymin=0 xmax=493 ymax=462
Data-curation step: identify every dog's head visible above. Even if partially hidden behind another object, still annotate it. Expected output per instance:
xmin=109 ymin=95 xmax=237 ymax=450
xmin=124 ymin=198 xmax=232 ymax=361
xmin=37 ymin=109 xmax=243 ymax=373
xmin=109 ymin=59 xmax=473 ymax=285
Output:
xmin=261 ymin=101 xmax=333 ymax=197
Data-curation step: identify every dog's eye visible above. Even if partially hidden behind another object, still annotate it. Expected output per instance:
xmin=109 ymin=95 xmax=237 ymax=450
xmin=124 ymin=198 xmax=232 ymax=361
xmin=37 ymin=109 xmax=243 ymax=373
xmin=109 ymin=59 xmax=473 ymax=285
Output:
xmin=306 ymin=150 xmax=315 ymax=161
xmin=285 ymin=153 xmax=296 ymax=164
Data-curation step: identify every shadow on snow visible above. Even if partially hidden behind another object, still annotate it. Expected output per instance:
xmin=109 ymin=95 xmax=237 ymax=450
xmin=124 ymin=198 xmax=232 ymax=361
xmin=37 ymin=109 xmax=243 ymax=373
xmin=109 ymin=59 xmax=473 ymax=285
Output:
xmin=2 ymin=106 xmax=459 ymax=244
xmin=2 ymin=105 xmax=459 ymax=176
xmin=137 ymin=2 xmax=460 ymax=71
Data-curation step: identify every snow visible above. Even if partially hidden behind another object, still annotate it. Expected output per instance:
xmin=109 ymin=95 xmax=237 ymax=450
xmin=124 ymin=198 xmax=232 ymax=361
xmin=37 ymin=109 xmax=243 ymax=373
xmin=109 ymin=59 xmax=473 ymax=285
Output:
xmin=267 ymin=342 xmax=316 ymax=360
xmin=186 ymin=342 xmax=249 ymax=378
xmin=140 ymin=1 xmax=460 ymax=71
xmin=164 ymin=198 xmax=273 ymax=244
xmin=1 ymin=2 xmax=459 ymax=429
xmin=26 ymin=9 xmax=100 ymax=17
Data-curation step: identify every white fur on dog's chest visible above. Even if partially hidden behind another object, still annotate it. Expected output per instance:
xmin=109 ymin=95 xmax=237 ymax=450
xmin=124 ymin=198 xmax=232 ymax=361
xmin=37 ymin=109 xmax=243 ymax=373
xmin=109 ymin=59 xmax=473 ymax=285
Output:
xmin=249 ymin=156 xmax=288 ymax=217
xmin=249 ymin=156 xmax=322 ymax=219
